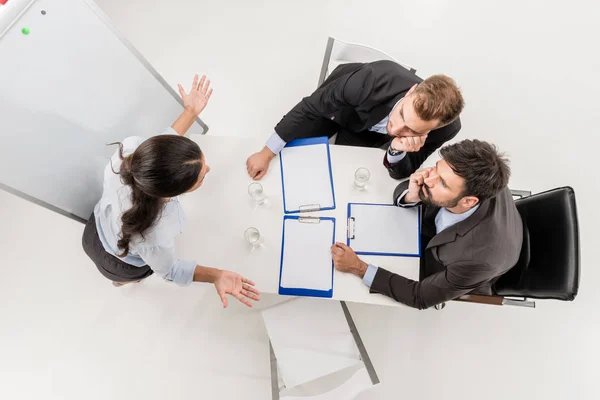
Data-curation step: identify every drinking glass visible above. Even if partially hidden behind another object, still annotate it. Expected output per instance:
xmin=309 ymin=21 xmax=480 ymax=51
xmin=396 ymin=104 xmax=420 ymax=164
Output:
xmin=248 ymin=182 xmax=265 ymax=205
xmin=244 ymin=227 xmax=262 ymax=247
xmin=353 ymin=167 xmax=371 ymax=190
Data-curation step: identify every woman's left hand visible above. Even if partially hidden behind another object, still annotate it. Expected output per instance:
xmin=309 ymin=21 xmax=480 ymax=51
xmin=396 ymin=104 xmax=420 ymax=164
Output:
xmin=214 ymin=270 xmax=261 ymax=308
xmin=178 ymin=74 xmax=213 ymax=115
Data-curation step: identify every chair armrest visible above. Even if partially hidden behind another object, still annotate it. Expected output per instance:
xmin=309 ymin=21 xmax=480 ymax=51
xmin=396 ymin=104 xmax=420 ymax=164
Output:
xmin=510 ymin=189 xmax=532 ymax=199
xmin=454 ymin=294 xmax=536 ymax=308
xmin=455 ymin=294 xmax=504 ymax=306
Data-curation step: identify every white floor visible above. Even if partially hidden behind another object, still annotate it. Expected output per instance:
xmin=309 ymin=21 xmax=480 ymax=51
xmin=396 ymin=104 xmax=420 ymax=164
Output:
xmin=2 ymin=0 xmax=599 ymax=399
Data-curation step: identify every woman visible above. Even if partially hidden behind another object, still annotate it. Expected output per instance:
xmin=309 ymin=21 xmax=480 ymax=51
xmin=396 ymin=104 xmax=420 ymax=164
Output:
xmin=82 ymin=74 xmax=260 ymax=308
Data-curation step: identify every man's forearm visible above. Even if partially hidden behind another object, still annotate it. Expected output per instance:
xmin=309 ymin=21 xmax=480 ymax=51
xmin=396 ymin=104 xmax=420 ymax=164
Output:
xmin=369 ymin=268 xmax=425 ymax=309
xmin=384 ymin=152 xmax=414 ymax=180
xmin=401 ymin=190 xmax=421 ymax=204
xmin=394 ymin=188 xmax=420 ymax=206
xmin=386 ymin=146 xmax=407 ymax=165
xmin=351 ymin=259 xmax=369 ymax=279
xmin=259 ymin=146 xmax=276 ymax=160
xmin=171 ymin=109 xmax=198 ymax=136
xmin=265 ymin=132 xmax=286 ymax=155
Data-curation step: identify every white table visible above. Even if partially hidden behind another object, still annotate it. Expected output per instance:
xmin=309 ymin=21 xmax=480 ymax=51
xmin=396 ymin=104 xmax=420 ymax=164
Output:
xmin=176 ymin=135 xmax=419 ymax=307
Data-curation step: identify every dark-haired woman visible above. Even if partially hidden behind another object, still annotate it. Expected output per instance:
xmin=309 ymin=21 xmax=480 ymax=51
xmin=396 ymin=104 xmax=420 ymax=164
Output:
xmin=82 ymin=75 xmax=260 ymax=308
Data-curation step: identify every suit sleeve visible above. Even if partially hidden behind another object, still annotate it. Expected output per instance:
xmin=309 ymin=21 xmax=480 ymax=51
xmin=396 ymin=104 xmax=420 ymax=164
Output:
xmin=274 ymin=67 xmax=375 ymax=143
xmin=369 ymin=261 xmax=497 ymax=310
xmin=393 ymin=180 xmax=411 ymax=205
xmin=384 ymin=119 xmax=462 ymax=180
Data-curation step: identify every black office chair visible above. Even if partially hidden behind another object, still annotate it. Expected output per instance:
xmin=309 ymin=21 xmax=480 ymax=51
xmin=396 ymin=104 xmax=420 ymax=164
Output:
xmin=455 ymin=187 xmax=580 ymax=308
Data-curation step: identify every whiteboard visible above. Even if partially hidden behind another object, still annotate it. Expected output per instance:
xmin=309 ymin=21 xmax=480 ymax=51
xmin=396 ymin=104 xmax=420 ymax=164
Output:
xmin=0 ymin=0 xmax=208 ymax=222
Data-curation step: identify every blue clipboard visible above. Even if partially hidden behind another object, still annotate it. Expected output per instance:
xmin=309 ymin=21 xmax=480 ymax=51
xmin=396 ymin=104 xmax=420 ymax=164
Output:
xmin=279 ymin=136 xmax=336 ymax=214
xmin=278 ymin=215 xmax=335 ymax=298
xmin=346 ymin=202 xmax=421 ymax=257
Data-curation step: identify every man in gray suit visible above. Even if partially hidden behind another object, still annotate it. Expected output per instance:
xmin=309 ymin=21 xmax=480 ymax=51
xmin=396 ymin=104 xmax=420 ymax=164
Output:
xmin=331 ymin=139 xmax=523 ymax=309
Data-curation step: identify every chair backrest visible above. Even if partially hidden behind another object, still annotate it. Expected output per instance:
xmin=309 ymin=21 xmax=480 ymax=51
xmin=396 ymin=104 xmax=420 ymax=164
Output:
xmin=317 ymin=37 xmax=416 ymax=87
xmin=494 ymin=187 xmax=580 ymax=300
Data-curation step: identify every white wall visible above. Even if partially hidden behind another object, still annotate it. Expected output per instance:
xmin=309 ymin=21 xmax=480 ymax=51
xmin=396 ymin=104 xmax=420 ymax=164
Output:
xmin=1 ymin=0 xmax=598 ymax=399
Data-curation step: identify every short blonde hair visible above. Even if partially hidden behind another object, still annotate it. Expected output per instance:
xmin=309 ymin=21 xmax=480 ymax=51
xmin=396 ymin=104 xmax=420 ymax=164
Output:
xmin=412 ymin=75 xmax=464 ymax=126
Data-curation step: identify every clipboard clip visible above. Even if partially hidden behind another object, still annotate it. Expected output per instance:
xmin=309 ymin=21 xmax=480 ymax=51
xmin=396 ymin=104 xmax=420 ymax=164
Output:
xmin=347 ymin=217 xmax=356 ymax=239
xmin=299 ymin=204 xmax=321 ymax=213
xmin=299 ymin=216 xmax=321 ymax=224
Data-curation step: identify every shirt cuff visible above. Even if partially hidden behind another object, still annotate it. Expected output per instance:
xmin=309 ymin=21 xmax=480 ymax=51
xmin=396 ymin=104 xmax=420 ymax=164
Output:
xmin=362 ymin=264 xmax=379 ymax=288
xmin=386 ymin=147 xmax=407 ymax=164
xmin=165 ymin=259 xmax=197 ymax=286
xmin=161 ymin=126 xmax=178 ymax=136
xmin=397 ymin=189 xmax=419 ymax=207
xmin=265 ymin=132 xmax=286 ymax=155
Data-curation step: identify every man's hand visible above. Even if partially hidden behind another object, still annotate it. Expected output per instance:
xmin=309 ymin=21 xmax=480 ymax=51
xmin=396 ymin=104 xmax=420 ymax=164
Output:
xmin=404 ymin=168 xmax=431 ymax=203
xmin=246 ymin=147 xmax=275 ymax=180
xmin=213 ymin=270 xmax=260 ymax=308
xmin=331 ymin=242 xmax=368 ymax=278
xmin=391 ymin=135 xmax=427 ymax=153
xmin=178 ymin=74 xmax=213 ymax=116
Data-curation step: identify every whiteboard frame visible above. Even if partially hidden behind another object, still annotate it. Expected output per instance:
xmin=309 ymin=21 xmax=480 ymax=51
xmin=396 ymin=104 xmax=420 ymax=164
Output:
xmin=0 ymin=0 xmax=208 ymax=224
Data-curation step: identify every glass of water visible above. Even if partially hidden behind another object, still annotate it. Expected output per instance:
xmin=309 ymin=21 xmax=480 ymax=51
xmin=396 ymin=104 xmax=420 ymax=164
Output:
xmin=248 ymin=182 xmax=265 ymax=205
xmin=353 ymin=167 xmax=371 ymax=190
xmin=244 ymin=227 xmax=262 ymax=247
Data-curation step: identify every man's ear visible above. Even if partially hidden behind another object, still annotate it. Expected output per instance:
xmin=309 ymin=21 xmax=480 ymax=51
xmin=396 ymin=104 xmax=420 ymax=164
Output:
xmin=461 ymin=196 xmax=480 ymax=209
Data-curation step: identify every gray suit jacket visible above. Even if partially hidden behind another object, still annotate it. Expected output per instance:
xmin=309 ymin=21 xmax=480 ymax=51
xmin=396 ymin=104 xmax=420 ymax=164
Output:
xmin=370 ymin=182 xmax=523 ymax=309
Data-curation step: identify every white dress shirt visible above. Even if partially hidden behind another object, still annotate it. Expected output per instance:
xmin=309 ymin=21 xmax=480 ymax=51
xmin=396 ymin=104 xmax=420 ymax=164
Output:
xmin=93 ymin=127 xmax=197 ymax=285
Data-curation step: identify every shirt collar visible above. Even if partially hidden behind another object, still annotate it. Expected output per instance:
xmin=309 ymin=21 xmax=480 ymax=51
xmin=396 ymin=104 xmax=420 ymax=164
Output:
xmin=435 ymin=204 xmax=480 ymax=234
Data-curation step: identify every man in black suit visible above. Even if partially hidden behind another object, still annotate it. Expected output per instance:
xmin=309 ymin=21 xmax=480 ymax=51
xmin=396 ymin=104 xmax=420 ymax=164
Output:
xmin=331 ymin=140 xmax=523 ymax=310
xmin=246 ymin=60 xmax=464 ymax=180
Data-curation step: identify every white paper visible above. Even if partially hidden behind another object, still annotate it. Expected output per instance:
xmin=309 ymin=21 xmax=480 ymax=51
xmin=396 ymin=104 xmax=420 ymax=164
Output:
xmin=282 ymin=366 xmax=374 ymax=400
xmin=280 ymin=218 xmax=334 ymax=291
xmin=281 ymin=143 xmax=335 ymax=212
xmin=262 ymin=298 xmax=362 ymax=389
xmin=349 ymin=204 xmax=420 ymax=256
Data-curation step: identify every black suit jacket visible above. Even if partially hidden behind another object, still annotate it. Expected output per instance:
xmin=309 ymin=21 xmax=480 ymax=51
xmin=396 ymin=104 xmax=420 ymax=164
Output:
xmin=369 ymin=182 xmax=523 ymax=309
xmin=274 ymin=60 xmax=461 ymax=179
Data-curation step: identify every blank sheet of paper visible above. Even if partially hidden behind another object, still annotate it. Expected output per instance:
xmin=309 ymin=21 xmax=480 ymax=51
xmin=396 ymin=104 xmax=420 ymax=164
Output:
xmin=279 ymin=217 xmax=335 ymax=294
xmin=348 ymin=203 xmax=420 ymax=256
xmin=280 ymin=138 xmax=335 ymax=213
xmin=262 ymin=298 xmax=362 ymax=389
xmin=281 ymin=366 xmax=374 ymax=399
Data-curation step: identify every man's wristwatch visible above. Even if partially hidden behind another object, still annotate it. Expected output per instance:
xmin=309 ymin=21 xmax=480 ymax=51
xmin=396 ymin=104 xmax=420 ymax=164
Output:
xmin=388 ymin=145 xmax=404 ymax=156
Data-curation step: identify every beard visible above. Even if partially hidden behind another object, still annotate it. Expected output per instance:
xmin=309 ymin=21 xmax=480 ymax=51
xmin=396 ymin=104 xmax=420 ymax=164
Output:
xmin=418 ymin=184 xmax=461 ymax=208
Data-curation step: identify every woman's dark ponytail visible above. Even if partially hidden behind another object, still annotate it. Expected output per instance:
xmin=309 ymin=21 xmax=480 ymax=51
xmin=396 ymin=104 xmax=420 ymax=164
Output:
xmin=109 ymin=135 xmax=203 ymax=257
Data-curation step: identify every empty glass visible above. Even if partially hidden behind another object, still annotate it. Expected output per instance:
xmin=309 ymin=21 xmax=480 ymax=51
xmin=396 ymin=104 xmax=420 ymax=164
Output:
xmin=248 ymin=182 xmax=265 ymax=205
xmin=353 ymin=167 xmax=371 ymax=190
xmin=244 ymin=227 xmax=262 ymax=247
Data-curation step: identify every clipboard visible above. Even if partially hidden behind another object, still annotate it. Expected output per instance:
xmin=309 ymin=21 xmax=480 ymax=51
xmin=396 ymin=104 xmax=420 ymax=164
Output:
xmin=279 ymin=136 xmax=336 ymax=214
xmin=346 ymin=203 xmax=421 ymax=257
xmin=278 ymin=215 xmax=336 ymax=298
